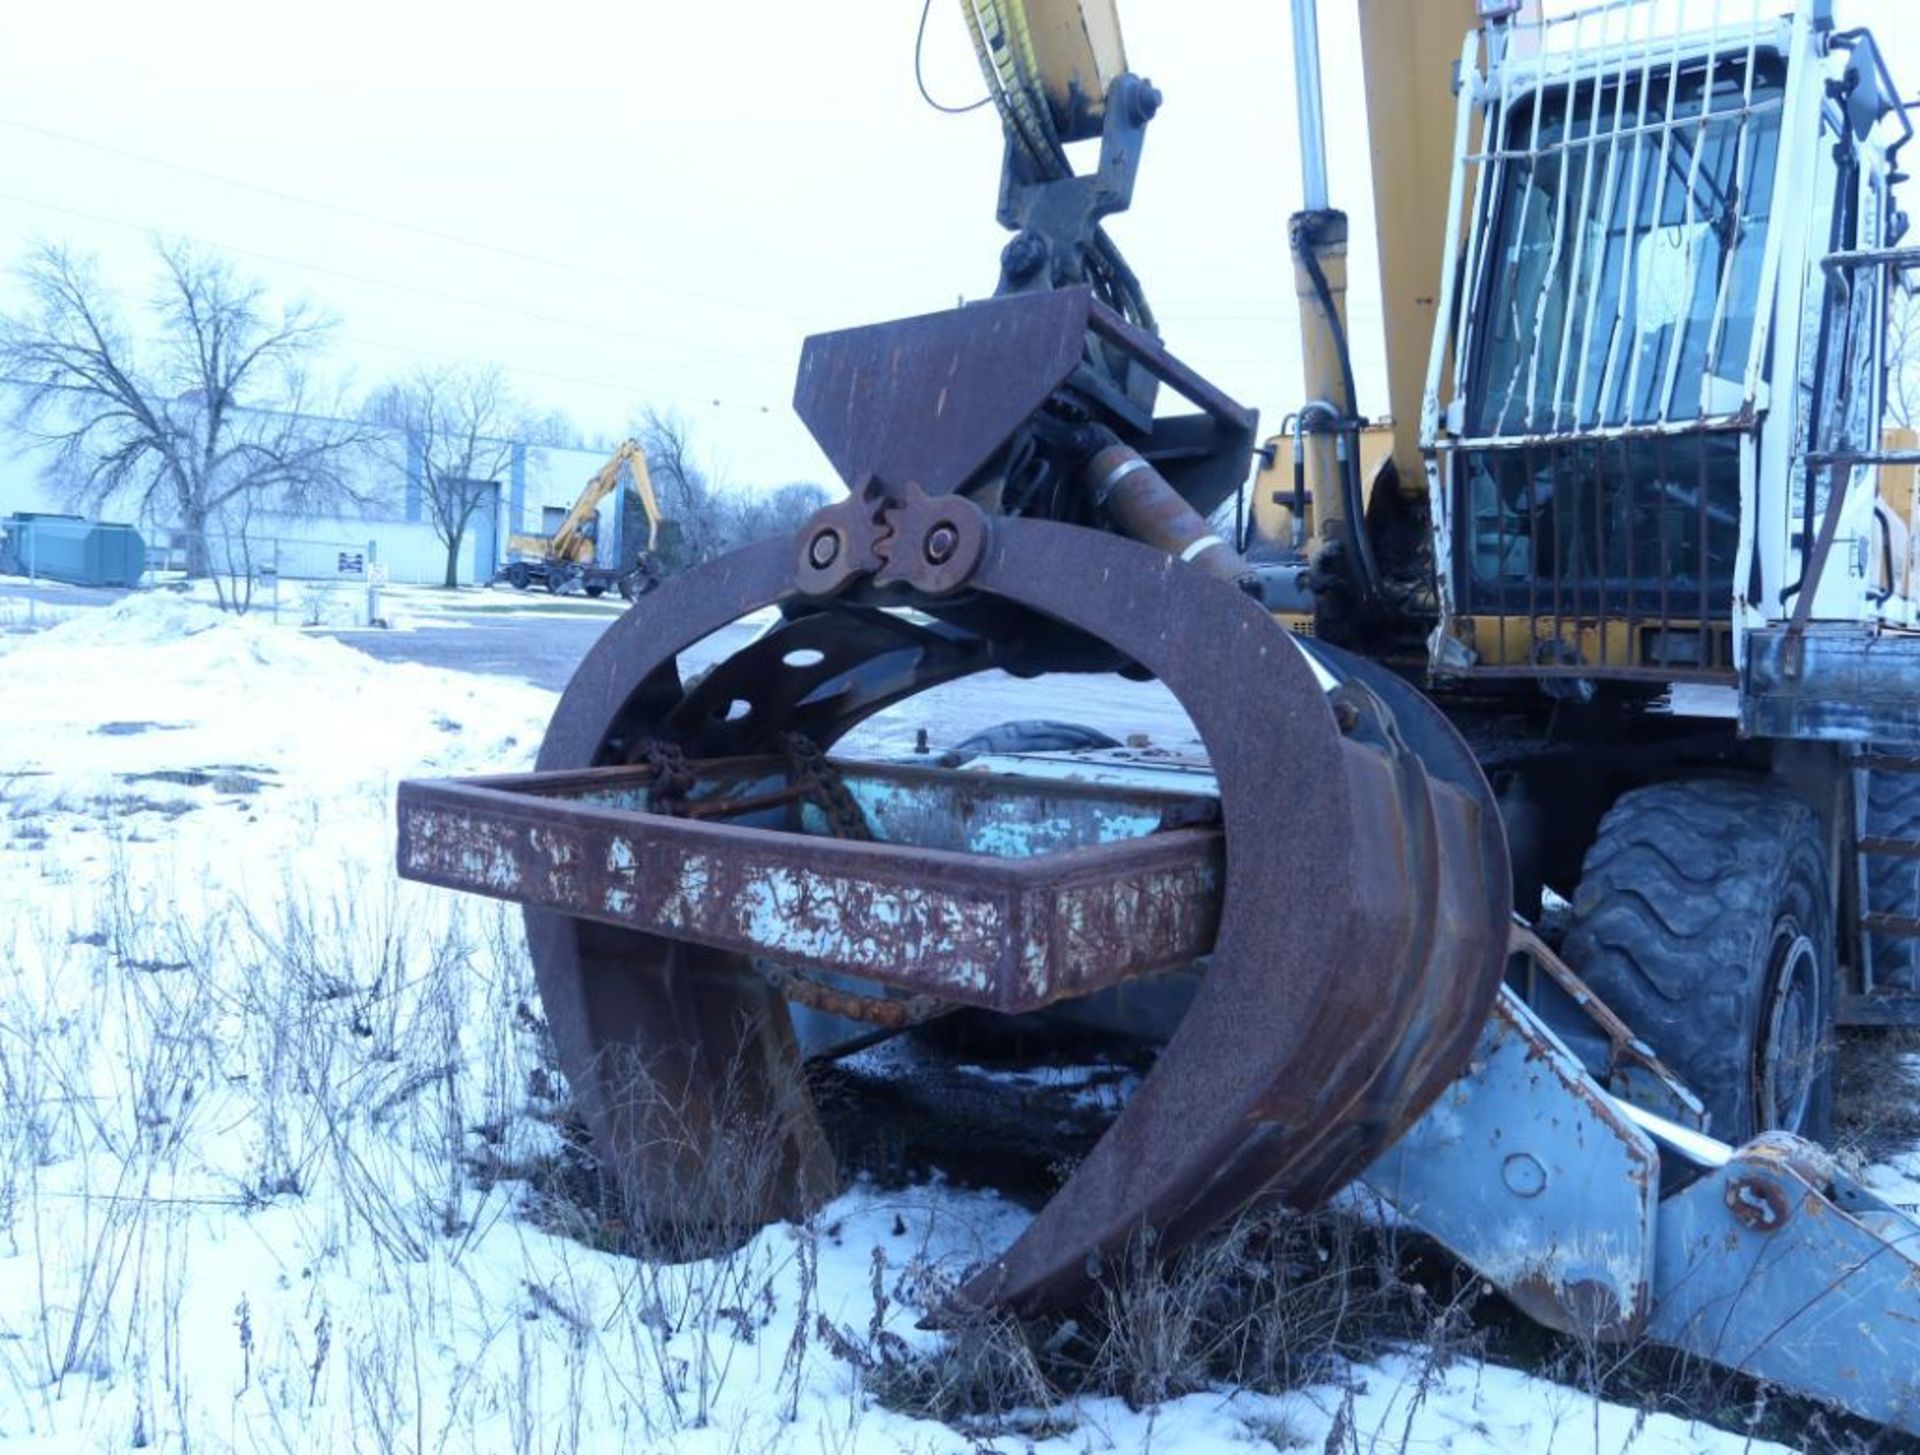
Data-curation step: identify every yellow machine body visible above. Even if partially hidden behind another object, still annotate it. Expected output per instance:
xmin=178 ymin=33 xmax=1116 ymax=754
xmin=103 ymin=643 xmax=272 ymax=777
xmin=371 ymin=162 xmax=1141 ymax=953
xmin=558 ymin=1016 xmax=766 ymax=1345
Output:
xmin=506 ymin=439 xmax=664 ymax=567
xmin=1273 ymin=0 xmax=1480 ymax=573
xmin=962 ymin=0 xmax=1127 ymax=144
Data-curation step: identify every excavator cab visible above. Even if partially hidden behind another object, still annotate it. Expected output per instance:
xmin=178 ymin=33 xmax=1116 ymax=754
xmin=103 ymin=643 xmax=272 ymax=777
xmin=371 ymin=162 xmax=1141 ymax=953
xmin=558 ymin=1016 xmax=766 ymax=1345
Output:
xmin=1423 ymin=2 xmax=1914 ymax=693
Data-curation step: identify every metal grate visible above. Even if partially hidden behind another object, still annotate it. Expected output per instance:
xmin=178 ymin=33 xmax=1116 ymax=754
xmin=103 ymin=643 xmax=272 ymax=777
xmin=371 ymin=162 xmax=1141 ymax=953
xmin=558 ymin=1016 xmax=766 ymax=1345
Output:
xmin=1455 ymin=427 xmax=1735 ymax=673
xmin=1455 ymin=0 xmax=1790 ymax=439
xmin=1431 ymin=0 xmax=1804 ymax=678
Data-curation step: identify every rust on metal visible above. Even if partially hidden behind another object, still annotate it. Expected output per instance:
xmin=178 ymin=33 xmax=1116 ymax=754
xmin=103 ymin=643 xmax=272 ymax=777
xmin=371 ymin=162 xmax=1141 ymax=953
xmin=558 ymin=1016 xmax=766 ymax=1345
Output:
xmin=759 ymin=965 xmax=945 ymax=1030
xmin=394 ymin=285 xmax=1511 ymax=1308
xmin=1084 ymin=299 xmax=1258 ymax=437
xmin=1084 ymin=442 xmax=1255 ymax=589
xmin=793 ymin=289 xmax=1093 ymax=497
xmin=871 ymin=481 xmax=990 ymax=595
xmin=1726 ymin=1175 xmax=1793 ymax=1233
xmin=398 ymin=766 xmax=1224 ymax=1014
xmin=397 ymin=516 xmax=1510 ymax=1312
xmin=1509 ymin=923 xmax=1694 ymax=1103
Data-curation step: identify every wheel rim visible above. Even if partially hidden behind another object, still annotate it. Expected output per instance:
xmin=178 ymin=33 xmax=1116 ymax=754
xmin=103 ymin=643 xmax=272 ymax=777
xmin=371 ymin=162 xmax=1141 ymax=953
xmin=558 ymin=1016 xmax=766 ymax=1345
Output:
xmin=1757 ymin=920 xmax=1821 ymax=1133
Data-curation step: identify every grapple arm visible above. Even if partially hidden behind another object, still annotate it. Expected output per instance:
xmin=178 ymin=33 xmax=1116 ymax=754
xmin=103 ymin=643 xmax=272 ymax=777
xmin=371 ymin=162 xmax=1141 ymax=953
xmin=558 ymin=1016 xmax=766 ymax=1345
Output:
xmin=1370 ymin=949 xmax=1920 ymax=1436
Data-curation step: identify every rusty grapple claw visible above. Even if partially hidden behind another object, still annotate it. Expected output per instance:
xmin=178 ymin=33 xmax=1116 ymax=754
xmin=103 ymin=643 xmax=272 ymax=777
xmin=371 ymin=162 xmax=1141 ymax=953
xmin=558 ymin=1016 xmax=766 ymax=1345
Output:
xmin=396 ymin=291 xmax=1510 ymax=1310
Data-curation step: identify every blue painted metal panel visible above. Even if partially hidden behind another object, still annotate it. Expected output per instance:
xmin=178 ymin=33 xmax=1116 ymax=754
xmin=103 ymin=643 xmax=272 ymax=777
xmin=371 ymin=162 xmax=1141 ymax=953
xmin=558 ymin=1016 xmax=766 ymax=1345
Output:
xmin=1647 ymin=1132 xmax=1920 ymax=1432
xmin=0 ymin=514 xmax=146 ymax=586
xmin=469 ymin=484 xmax=499 ymax=582
xmin=1744 ymin=626 xmax=1920 ymax=748
xmin=510 ymin=443 xmax=527 ymax=536
xmin=1364 ymin=988 xmax=1659 ymax=1340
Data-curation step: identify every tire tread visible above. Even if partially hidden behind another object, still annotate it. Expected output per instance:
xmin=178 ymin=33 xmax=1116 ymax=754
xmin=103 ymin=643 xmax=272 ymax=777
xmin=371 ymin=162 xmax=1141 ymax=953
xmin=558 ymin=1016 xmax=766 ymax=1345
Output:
xmin=1562 ymin=779 xmax=1830 ymax=1141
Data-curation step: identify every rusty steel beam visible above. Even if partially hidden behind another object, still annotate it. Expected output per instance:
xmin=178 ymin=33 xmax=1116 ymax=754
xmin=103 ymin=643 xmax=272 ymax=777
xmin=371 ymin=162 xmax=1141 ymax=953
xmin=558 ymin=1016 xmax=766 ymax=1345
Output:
xmin=397 ymin=772 xmax=1223 ymax=1015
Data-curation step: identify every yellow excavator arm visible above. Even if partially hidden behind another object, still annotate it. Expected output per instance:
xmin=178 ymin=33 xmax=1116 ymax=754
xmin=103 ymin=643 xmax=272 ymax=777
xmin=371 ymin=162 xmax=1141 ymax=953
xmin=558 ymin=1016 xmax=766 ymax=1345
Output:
xmin=507 ymin=438 xmax=664 ymax=566
xmin=965 ymin=0 xmax=1477 ymax=629
xmin=961 ymin=0 xmax=1127 ymax=152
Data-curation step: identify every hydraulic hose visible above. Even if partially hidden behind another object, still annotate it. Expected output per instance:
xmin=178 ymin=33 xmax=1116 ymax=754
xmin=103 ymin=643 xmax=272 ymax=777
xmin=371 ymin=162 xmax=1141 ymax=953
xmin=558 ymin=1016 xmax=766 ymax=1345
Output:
xmin=958 ymin=0 xmax=1155 ymax=334
xmin=1298 ymin=233 xmax=1381 ymax=601
xmin=961 ymin=0 xmax=1066 ymax=177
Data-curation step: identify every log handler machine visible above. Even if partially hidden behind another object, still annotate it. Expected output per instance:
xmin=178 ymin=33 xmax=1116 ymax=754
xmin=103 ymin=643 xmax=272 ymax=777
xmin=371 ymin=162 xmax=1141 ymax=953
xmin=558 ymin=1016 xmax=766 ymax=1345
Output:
xmin=500 ymin=438 xmax=669 ymax=600
xmin=399 ymin=0 xmax=1920 ymax=1431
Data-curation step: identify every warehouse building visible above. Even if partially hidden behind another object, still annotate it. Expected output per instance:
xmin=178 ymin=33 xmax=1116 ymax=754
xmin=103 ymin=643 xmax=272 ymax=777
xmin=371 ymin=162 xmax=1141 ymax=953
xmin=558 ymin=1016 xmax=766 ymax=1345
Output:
xmin=0 ymin=416 xmax=624 ymax=588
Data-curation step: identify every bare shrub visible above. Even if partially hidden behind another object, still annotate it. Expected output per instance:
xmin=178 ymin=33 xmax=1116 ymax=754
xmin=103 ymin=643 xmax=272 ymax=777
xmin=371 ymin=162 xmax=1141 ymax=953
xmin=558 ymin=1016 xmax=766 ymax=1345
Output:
xmin=863 ymin=1301 xmax=1060 ymax=1434
xmin=1833 ymin=1027 xmax=1920 ymax=1167
xmin=854 ymin=1195 xmax=1456 ymax=1440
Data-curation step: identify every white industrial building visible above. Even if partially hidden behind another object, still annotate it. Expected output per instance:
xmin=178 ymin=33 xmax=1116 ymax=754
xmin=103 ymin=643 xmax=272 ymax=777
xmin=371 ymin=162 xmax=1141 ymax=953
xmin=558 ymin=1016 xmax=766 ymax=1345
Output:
xmin=0 ymin=417 xmax=627 ymax=588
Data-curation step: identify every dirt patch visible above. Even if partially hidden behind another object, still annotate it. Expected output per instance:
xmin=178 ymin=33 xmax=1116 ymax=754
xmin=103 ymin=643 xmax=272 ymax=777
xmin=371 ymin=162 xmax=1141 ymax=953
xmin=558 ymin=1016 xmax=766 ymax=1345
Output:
xmin=88 ymin=792 xmax=200 ymax=820
xmin=93 ymin=721 xmax=188 ymax=737
xmin=813 ymin=1028 xmax=1150 ymax=1209
xmin=123 ymin=767 xmax=274 ymax=795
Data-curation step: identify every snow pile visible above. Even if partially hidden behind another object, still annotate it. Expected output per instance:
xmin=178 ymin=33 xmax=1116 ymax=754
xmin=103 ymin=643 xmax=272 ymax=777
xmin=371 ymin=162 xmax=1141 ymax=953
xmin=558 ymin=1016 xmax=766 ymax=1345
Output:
xmin=32 ymin=592 xmax=234 ymax=645
xmin=1 ymin=593 xmax=543 ymax=801
xmin=0 ymin=595 xmax=1814 ymax=1452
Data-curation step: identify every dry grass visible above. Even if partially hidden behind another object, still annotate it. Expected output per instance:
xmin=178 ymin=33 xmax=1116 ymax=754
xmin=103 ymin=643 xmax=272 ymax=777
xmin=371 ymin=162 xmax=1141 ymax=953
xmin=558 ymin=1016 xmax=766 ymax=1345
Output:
xmin=1833 ymin=1027 xmax=1920 ymax=1167
xmin=852 ymin=1196 xmax=1473 ymax=1441
xmin=13 ymin=752 xmax=1919 ymax=1449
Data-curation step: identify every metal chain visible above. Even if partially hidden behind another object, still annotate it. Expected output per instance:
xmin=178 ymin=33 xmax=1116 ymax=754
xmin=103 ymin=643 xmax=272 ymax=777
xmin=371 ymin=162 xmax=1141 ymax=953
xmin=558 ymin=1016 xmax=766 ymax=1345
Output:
xmin=628 ymin=734 xmax=945 ymax=1029
xmin=772 ymin=733 xmax=952 ymax=1028
xmin=781 ymin=733 xmax=875 ymax=841
xmin=633 ymin=740 xmax=694 ymax=817
xmin=759 ymin=965 xmax=946 ymax=1031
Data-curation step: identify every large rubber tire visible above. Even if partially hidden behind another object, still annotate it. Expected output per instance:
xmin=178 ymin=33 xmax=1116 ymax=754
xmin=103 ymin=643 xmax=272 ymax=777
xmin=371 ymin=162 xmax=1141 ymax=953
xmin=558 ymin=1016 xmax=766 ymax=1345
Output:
xmin=1562 ymin=779 xmax=1834 ymax=1145
xmin=1866 ymin=770 xmax=1920 ymax=989
xmin=506 ymin=562 xmax=531 ymax=590
xmin=585 ymin=582 xmax=607 ymax=599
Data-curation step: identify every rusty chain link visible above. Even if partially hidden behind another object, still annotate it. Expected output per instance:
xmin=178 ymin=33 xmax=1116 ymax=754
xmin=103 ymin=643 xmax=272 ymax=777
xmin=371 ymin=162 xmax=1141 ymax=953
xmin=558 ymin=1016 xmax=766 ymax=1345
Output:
xmin=633 ymin=740 xmax=694 ymax=817
xmin=626 ymin=735 xmax=947 ymax=1029
xmin=781 ymin=732 xmax=876 ymax=841
xmin=773 ymin=733 xmax=949 ymax=1028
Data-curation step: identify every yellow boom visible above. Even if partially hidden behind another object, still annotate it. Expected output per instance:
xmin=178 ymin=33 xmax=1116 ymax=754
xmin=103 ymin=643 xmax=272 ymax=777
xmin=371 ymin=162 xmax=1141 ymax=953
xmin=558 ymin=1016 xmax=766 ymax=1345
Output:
xmin=506 ymin=438 xmax=664 ymax=567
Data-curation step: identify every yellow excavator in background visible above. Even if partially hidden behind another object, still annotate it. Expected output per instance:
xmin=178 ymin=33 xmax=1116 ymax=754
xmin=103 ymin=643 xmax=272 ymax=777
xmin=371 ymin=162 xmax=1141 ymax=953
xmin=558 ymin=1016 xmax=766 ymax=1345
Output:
xmin=501 ymin=438 xmax=667 ymax=600
xmin=401 ymin=0 xmax=1920 ymax=1433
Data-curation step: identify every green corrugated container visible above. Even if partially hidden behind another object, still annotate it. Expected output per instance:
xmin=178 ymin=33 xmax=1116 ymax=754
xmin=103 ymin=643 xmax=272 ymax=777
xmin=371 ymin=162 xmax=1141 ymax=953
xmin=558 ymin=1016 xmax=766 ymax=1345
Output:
xmin=0 ymin=513 xmax=148 ymax=587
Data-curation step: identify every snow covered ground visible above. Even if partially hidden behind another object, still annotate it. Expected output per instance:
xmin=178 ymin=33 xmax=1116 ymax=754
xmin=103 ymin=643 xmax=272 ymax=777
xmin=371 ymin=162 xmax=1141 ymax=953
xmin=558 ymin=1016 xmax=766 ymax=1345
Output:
xmin=0 ymin=593 xmax=1868 ymax=1451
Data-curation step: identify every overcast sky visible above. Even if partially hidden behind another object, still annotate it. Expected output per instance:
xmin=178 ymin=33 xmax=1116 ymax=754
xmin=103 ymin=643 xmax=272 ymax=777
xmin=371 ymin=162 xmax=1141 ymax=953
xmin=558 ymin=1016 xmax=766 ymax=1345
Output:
xmin=0 ymin=1 xmax=1913 ymax=494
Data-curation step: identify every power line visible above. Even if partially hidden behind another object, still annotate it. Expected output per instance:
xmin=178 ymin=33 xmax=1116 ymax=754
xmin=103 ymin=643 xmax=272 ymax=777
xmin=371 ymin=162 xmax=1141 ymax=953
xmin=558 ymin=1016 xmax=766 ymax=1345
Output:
xmin=0 ymin=114 xmax=825 ymax=329
xmin=342 ymin=331 xmax=790 ymax=412
xmin=0 ymin=189 xmax=802 ymax=416
xmin=0 ymin=187 xmax=796 ymax=367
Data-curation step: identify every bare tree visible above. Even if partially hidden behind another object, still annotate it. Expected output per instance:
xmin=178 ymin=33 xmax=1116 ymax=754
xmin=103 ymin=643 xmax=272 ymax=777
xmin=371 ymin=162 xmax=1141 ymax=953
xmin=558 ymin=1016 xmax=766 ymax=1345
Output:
xmin=364 ymin=365 xmax=526 ymax=588
xmin=0 ymin=240 xmax=367 ymax=579
xmin=520 ymin=406 xmax=598 ymax=452
xmin=715 ymin=481 xmax=832 ymax=552
xmin=635 ymin=406 xmax=728 ymax=567
xmin=633 ymin=408 xmax=838 ymax=567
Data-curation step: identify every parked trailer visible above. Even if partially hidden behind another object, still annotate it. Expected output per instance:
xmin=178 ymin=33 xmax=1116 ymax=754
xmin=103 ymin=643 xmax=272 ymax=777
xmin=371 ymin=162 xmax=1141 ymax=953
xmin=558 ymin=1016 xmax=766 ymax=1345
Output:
xmin=0 ymin=513 xmax=147 ymax=588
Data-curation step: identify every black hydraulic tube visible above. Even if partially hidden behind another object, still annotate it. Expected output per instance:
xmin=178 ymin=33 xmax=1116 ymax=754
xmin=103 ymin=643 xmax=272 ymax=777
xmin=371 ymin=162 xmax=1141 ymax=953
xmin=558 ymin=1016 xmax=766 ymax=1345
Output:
xmin=1297 ymin=225 xmax=1381 ymax=600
